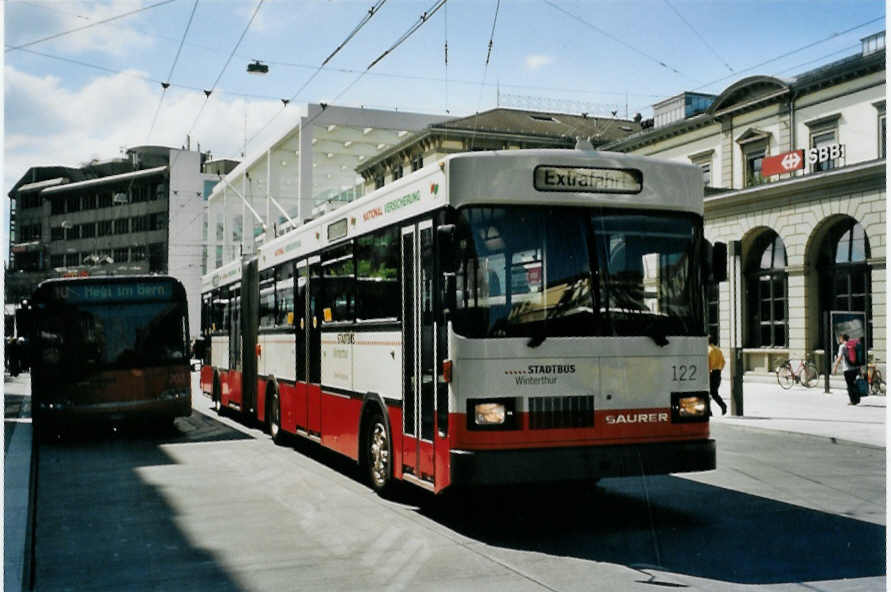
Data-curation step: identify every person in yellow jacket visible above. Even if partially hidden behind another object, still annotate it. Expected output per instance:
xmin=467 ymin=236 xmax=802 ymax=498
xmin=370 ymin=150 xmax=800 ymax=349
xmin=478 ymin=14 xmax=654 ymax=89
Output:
xmin=708 ymin=337 xmax=728 ymax=415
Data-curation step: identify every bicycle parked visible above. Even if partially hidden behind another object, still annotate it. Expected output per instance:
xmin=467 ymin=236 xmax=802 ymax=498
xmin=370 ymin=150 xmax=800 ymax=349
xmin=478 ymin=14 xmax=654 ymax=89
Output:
xmin=866 ymin=358 xmax=885 ymax=396
xmin=777 ymin=357 xmax=819 ymax=389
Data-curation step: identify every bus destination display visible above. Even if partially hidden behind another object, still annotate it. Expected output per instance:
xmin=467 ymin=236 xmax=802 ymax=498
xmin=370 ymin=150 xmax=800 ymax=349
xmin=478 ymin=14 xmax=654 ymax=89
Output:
xmin=534 ymin=166 xmax=642 ymax=194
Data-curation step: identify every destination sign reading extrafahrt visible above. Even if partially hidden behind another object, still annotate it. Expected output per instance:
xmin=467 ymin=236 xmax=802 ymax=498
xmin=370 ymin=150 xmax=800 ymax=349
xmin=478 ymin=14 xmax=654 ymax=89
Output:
xmin=534 ymin=166 xmax=642 ymax=194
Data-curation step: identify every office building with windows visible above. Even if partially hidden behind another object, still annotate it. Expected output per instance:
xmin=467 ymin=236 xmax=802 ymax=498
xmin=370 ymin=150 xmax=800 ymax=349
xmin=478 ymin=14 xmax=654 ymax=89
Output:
xmin=605 ymin=32 xmax=886 ymax=375
xmin=6 ymin=146 xmax=226 ymax=337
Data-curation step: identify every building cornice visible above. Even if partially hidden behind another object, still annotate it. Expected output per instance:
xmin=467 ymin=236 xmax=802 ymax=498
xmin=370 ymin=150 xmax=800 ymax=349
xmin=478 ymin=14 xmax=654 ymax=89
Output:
xmin=704 ymin=160 xmax=885 ymax=217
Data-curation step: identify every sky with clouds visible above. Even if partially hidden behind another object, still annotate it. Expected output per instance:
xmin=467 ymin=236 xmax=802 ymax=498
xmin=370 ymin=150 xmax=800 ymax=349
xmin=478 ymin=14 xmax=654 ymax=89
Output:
xmin=3 ymin=0 xmax=886 ymax=261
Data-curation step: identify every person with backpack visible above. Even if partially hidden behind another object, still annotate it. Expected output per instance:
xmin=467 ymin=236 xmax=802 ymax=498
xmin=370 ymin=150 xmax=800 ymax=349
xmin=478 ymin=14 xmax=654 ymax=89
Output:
xmin=832 ymin=333 xmax=861 ymax=405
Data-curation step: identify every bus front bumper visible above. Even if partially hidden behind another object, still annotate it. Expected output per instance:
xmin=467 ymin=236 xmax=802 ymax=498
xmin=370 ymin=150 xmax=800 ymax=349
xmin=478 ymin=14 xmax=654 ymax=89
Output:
xmin=36 ymin=394 xmax=191 ymax=423
xmin=450 ymin=439 xmax=716 ymax=487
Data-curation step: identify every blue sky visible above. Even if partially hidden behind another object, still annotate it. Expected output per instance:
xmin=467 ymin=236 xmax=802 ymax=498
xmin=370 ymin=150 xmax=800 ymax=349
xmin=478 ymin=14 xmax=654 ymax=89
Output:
xmin=3 ymin=0 xmax=886 ymax=252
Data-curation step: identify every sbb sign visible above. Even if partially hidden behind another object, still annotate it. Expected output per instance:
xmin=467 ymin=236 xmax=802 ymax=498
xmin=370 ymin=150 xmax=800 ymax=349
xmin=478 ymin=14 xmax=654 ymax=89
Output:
xmin=762 ymin=150 xmax=804 ymax=176
xmin=807 ymin=143 xmax=845 ymax=165
xmin=762 ymin=144 xmax=846 ymax=177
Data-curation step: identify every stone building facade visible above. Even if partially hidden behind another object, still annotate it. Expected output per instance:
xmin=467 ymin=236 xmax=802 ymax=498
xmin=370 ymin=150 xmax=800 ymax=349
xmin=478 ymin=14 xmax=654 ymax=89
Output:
xmin=605 ymin=33 xmax=886 ymax=375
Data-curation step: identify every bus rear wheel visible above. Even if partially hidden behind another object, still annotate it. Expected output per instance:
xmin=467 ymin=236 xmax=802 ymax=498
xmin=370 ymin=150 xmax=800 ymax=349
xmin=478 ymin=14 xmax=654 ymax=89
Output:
xmin=366 ymin=410 xmax=392 ymax=494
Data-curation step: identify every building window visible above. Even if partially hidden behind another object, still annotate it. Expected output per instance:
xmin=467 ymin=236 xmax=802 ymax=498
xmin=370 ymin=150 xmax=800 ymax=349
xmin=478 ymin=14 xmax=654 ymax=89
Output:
xmin=99 ymin=193 xmax=113 ymax=208
xmin=51 ymin=198 xmax=65 ymax=215
xmin=875 ymin=101 xmax=886 ymax=159
xmin=818 ymin=220 xmax=872 ymax=349
xmin=80 ymin=223 xmax=95 ymax=238
xmin=744 ymin=148 xmax=765 ymax=187
xmin=65 ymin=253 xmax=80 ymax=267
xmin=50 ymin=254 xmax=64 ymax=268
xmin=51 ymin=226 xmax=64 ymax=241
xmin=132 ymin=215 xmax=148 ymax=232
xmin=84 ymin=194 xmax=97 ymax=209
xmin=149 ymin=212 xmax=167 ymax=231
xmin=97 ymin=220 xmax=112 ymax=236
xmin=374 ymin=173 xmax=385 ymax=190
xmin=65 ymin=225 xmax=80 ymax=240
xmin=810 ymin=129 xmax=838 ymax=172
xmin=148 ymin=243 xmax=165 ymax=272
xmin=112 ymin=247 xmax=128 ymax=263
xmin=746 ymin=232 xmax=787 ymax=348
xmin=114 ymin=218 xmax=129 ymax=234
xmin=411 ymin=154 xmax=423 ymax=171
xmin=689 ymin=150 xmax=714 ymax=187
xmin=132 ymin=246 xmax=146 ymax=261
xmin=392 ymin=164 xmax=403 ymax=181
xmin=67 ymin=196 xmax=81 ymax=213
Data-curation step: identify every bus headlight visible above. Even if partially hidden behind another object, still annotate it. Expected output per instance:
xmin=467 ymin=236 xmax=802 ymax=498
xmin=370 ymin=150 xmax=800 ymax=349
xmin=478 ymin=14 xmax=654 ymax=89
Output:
xmin=467 ymin=398 xmax=517 ymax=430
xmin=475 ymin=403 xmax=506 ymax=425
xmin=671 ymin=392 xmax=709 ymax=422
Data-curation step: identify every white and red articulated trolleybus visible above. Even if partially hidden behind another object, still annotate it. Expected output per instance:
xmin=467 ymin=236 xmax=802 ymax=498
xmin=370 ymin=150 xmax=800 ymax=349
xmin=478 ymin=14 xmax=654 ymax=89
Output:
xmin=199 ymin=144 xmax=726 ymax=495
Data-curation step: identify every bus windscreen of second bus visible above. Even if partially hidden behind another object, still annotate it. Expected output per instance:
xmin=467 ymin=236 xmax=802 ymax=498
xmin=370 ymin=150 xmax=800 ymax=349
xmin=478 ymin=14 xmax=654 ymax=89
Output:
xmin=450 ymin=206 xmax=702 ymax=341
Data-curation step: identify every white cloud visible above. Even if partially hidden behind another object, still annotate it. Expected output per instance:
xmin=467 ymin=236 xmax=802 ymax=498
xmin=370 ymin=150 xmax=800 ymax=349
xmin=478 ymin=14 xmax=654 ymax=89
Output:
xmin=525 ymin=55 xmax=554 ymax=71
xmin=6 ymin=0 xmax=156 ymax=57
xmin=4 ymin=66 xmax=284 ymax=196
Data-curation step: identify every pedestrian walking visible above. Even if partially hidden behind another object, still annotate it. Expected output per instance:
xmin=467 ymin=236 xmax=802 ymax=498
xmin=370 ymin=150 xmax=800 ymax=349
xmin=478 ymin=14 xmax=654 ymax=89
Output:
xmin=832 ymin=333 xmax=861 ymax=405
xmin=708 ymin=337 xmax=728 ymax=415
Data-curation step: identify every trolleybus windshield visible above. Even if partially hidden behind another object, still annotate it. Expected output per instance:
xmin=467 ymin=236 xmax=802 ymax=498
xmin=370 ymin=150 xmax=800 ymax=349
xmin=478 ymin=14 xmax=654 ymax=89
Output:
xmin=34 ymin=286 xmax=188 ymax=373
xmin=450 ymin=206 xmax=703 ymax=341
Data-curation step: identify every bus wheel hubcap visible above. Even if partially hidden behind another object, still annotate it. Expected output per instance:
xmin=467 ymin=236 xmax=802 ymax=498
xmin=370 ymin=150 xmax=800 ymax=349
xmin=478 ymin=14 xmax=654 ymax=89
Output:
xmin=370 ymin=422 xmax=388 ymax=486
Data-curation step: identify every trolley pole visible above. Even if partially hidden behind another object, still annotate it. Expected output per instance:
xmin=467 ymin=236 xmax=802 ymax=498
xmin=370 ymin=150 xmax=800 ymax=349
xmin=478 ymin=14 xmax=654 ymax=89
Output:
xmin=728 ymin=241 xmax=743 ymax=416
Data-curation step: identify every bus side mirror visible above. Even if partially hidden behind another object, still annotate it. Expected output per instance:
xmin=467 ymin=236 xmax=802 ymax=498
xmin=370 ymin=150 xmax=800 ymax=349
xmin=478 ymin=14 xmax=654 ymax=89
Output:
xmin=711 ymin=242 xmax=727 ymax=283
xmin=437 ymin=224 xmax=457 ymax=274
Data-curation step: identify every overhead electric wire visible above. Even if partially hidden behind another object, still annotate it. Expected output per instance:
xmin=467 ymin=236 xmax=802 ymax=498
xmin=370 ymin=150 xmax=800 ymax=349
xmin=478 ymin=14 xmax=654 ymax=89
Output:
xmin=367 ymin=0 xmax=448 ymax=70
xmin=470 ymin=0 xmax=501 ymax=151
xmin=4 ymin=0 xmax=178 ymax=53
xmin=626 ymin=17 xmax=884 ymax=121
xmin=247 ymin=0 xmax=389 ymax=145
xmin=543 ymin=0 xmax=697 ymax=82
xmin=322 ymin=0 xmax=387 ymax=67
xmin=663 ymin=0 xmax=733 ymax=73
xmin=185 ymin=0 xmax=265 ymax=142
xmin=690 ymin=16 xmax=885 ymax=92
xmin=147 ymin=0 xmax=200 ymax=142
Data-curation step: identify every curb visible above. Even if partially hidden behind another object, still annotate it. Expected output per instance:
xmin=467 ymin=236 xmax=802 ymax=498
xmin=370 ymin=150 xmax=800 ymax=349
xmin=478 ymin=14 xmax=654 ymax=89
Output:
xmin=713 ymin=417 xmax=885 ymax=450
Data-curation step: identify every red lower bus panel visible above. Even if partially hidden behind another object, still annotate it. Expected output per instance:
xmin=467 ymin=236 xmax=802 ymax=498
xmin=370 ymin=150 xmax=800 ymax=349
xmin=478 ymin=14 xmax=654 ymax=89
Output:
xmin=256 ymin=377 xmax=267 ymax=423
xmin=320 ymin=392 xmax=362 ymax=460
xmin=221 ymin=370 xmax=242 ymax=410
xmin=200 ymin=366 xmax=214 ymax=395
xmin=307 ymin=384 xmax=322 ymax=435
xmin=278 ymin=382 xmax=300 ymax=434
xmin=434 ymin=423 xmax=451 ymax=493
xmin=388 ymin=406 xmax=403 ymax=481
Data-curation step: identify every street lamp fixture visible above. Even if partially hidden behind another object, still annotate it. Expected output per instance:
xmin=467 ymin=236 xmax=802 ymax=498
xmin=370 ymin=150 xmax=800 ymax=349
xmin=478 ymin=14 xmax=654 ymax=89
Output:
xmin=247 ymin=60 xmax=269 ymax=75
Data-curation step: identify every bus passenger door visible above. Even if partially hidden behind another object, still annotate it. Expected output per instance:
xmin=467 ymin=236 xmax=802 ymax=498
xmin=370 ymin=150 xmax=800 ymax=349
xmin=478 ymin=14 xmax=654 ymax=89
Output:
xmin=294 ymin=261 xmax=308 ymax=430
xmin=227 ymin=285 xmax=241 ymax=408
xmin=307 ymin=257 xmax=322 ymax=436
xmin=241 ymin=259 xmax=259 ymax=418
xmin=401 ymin=221 xmax=436 ymax=484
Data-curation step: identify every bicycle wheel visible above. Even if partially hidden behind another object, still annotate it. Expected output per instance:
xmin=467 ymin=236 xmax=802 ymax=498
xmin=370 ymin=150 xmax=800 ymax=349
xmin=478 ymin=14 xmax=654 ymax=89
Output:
xmin=777 ymin=363 xmax=794 ymax=389
xmin=871 ymin=370 xmax=885 ymax=396
xmin=801 ymin=362 xmax=819 ymax=388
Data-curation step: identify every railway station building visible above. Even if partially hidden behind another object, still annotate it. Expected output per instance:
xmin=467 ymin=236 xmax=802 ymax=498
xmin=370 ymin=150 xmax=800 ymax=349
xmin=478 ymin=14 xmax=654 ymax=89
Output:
xmin=605 ymin=32 xmax=886 ymax=376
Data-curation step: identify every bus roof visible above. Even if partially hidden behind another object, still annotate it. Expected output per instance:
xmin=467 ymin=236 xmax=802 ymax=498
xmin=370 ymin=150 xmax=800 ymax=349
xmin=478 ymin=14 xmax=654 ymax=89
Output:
xmin=203 ymin=148 xmax=704 ymax=284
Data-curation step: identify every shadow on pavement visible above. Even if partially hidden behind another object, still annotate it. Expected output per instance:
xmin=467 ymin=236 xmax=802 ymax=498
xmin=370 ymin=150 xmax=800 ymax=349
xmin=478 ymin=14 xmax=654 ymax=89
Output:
xmin=36 ymin=410 xmax=253 ymax=446
xmin=416 ymin=476 xmax=885 ymax=586
xmin=35 ymin=410 xmax=250 ymax=592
